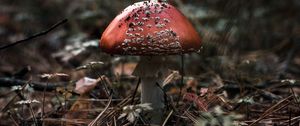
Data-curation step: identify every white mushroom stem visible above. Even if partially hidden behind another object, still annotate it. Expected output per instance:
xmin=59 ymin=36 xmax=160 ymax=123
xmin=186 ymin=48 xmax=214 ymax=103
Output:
xmin=133 ymin=56 xmax=167 ymax=124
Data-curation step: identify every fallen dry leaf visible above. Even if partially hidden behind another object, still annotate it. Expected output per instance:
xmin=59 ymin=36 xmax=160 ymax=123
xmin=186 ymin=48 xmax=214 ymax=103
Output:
xmin=74 ymin=77 xmax=100 ymax=95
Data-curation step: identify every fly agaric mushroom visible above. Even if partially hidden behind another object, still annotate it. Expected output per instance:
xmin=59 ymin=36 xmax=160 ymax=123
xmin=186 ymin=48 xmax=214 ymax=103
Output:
xmin=100 ymin=0 xmax=201 ymax=124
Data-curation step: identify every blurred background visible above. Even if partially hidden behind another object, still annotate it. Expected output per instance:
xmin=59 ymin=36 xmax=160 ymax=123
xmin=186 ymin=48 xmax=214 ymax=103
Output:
xmin=0 ymin=0 xmax=300 ymax=125
xmin=0 ymin=0 xmax=299 ymax=77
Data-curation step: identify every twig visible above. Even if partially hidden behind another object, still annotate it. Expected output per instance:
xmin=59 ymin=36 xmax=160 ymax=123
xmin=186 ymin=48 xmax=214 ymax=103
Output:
xmin=113 ymin=116 xmax=117 ymax=126
xmin=105 ymin=96 xmax=132 ymax=121
xmin=282 ymin=116 xmax=300 ymax=125
xmin=138 ymin=116 xmax=147 ymax=125
xmin=99 ymin=76 xmax=111 ymax=97
xmin=162 ymin=110 xmax=173 ymax=126
xmin=131 ymin=78 xmax=141 ymax=104
xmin=1 ymin=92 xmax=20 ymax=112
xmin=89 ymin=95 xmax=113 ymax=126
xmin=8 ymin=111 xmax=19 ymax=126
xmin=249 ymin=95 xmax=293 ymax=126
xmin=28 ymin=104 xmax=38 ymax=126
xmin=90 ymin=66 xmax=111 ymax=97
xmin=184 ymin=111 xmax=200 ymax=124
xmin=0 ymin=19 xmax=68 ymax=51
xmin=289 ymin=86 xmax=300 ymax=108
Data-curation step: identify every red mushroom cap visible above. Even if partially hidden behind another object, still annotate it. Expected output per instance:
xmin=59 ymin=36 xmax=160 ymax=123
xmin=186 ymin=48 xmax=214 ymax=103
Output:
xmin=100 ymin=0 xmax=201 ymax=55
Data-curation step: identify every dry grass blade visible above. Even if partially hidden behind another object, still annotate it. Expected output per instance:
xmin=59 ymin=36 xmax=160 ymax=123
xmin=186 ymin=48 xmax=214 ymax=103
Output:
xmin=113 ymin=116 xmax=117 ymax=126
xmin=116 ymin=96 xmax=131 ymax=106
xmin=162 ymin=110 xmax=173 ymax=126
xmin=98 ymin=96 xmax=133 ymax=125
xmin=184 ymin=111 xmax=200 ymax=124
xmin=282 ymin=116 xmax=300 ymax=125
xmin=131 ymin=78 xmax=141 ymax=104
xmin=163 ymin=71 xmax=180 ymax=87
xmin=8 ymin=112 xmax=19 ymax=126
xmin=249 ymin=95 xmax=293 ymax=126
xmin=183 ymin=93 xmax=208 ymax=111
xmin=88 ymin=96 xmax=112 ymax=126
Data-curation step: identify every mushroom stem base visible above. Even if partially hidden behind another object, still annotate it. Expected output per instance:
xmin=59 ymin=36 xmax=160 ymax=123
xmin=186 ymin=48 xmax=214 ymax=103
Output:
xmin=141 ymin=77 xmax=164 ymax=124
xmin=133 ymin=56 xmax=167 ymax=125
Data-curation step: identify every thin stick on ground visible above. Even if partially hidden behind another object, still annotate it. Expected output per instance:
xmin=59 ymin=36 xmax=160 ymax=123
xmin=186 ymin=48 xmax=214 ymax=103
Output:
xmin=90 ymin=66 xmax=111 ymax=97
xmin=113 ymin=116 xmax=117 ymax=126
xmin=8 ymin=112 xmax=19 ymax=126
xmin=249 ymin=95 xmax=293 ymax=126
xmin=131 ymin=78 xmax=141 ymax=105
xmin=162 ymin=110 xmax=173 ymax=126
xmin=89 ymin=95 xmax=112 ymax=126
xmin=289 ymin=87 xmax=300 ymax=108
xmin=0 ymin=19 xmax=67 ymax=51
xmin=28 ymin=104 xmax=38 ymax=126
xmin=184 ymin=111 xmax=200 ymax=124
